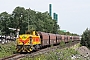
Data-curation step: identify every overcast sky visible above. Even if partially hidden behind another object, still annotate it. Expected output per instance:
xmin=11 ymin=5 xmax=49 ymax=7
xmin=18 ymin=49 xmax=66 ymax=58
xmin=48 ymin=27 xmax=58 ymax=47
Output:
xmin=0 ymin=0 xmax=90 ymax=35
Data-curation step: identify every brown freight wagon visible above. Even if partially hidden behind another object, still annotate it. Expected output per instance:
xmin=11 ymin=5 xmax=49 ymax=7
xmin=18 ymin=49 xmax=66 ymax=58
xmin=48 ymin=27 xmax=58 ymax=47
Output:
xmin=76 ymin=36 xmax=80 ymax=41
xmin=72 ymin=36 xmax=74 ymax=42
xmin=38 ymin=32 xmax=49 ymax=46
xmin=56 ymin=34 xmax=62 ymax=44
xmin=64 ymin=35 xmax=68 ymax=42
xmin=72 ymin=36 xmax=75 ymax=41
xmin=67 ymin=35 xmax=70 ymax=42
xmin=49 ymin=33 xmax=56 ymax=45
xmin=61 ymin=35 xmax=65 ymax=42
xmin=70 ymin=36 xmax=73 ymax=42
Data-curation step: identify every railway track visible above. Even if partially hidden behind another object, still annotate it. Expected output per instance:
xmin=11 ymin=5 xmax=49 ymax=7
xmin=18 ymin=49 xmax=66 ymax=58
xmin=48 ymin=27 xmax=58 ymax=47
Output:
xmin=0 ymin=54 xmax=25 ymax=60
xmin=0 ymin=40 xmax=80 ymax=60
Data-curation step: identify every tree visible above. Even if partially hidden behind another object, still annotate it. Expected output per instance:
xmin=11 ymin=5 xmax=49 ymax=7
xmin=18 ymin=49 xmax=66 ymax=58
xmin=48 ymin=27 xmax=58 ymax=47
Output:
xmin=12 ymin=6 xmax=26 ymax=34
xmin=0 ymin=12 xmax=11 ymax=35
xmin=0 ymin=6 xmax=60 ymax=35
xmin=81 ymin=28 xmax=90 ymax=48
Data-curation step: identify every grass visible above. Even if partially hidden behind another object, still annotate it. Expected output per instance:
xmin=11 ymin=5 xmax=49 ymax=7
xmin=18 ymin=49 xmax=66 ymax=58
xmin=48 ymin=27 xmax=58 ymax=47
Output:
xmin=59 ymin=41 xmax=65 ymax=47
xmin=21 ymin=47 xmax=79 ymax=60
xmin=0 ymin=40 xmax=81 ymax=60
xmin=21 ymin=42 xmax=84 ymax=60
xmin=71 ymin=43 xmax=80 ymax=49
xmin=0 ymin=41 xmax=16 ymax=58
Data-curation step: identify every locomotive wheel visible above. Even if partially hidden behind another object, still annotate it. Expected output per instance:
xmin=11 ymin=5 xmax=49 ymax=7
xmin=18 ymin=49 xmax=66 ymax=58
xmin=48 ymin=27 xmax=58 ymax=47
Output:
xmin=35 ymin=45 xmax=40 ymax=50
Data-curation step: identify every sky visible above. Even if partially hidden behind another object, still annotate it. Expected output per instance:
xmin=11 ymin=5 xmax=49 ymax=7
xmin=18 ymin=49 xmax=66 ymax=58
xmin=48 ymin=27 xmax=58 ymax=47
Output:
xmin=0 ymin=0 xmax=90 ymax=35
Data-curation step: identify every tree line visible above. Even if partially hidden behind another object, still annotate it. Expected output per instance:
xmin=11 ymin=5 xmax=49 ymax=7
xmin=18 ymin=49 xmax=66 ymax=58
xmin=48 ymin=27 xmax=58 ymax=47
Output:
xmin=0 ymin=6 xmax=59 ymax=35
xmin=0 ymin=6 xmax=78 ymax=36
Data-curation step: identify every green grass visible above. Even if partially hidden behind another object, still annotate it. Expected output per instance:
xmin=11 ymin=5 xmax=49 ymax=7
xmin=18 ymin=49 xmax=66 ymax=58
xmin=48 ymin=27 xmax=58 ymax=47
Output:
xmin=0 ymin=41 xmax=16 ymax=58
xmin=59 ymin=41 xmax=65 ymax=47
xmin=71 ymin=43 xmax=80 ymax=49
xmin=21 ymin=48 xmax=79 ymax=60
xmin=21 ymin=43 xmax=84 ymax=60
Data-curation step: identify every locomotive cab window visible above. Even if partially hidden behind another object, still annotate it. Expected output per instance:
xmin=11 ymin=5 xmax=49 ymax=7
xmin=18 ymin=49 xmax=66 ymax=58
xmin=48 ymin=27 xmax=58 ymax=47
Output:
xmin=35 ymin=31 xmax=38 ymax=36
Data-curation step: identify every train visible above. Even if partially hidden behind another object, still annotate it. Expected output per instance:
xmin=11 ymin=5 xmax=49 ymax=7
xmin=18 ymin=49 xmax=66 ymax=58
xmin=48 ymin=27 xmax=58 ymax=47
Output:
xmin=16 ymin=31 xmax=80 ymax=52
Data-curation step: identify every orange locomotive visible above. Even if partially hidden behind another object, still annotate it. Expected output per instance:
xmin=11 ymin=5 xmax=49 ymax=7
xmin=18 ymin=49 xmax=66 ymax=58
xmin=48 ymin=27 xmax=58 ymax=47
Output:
xmin=16 ymin=31 xmax=41 ymax=52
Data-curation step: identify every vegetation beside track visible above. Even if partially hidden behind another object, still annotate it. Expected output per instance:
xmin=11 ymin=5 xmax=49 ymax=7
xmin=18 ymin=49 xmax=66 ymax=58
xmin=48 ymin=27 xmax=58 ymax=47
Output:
xmin=22 ymin=42 xmax=90 ymax=60
xmin=0 ymin=41 xmax=16 ymax=58
xmin=21 ymin=42 xmax=81 ymax=60
xmin=22 ymin=43 xmax=90 ymax=60
xmin=22 ymin=48 xmax=78 ymax=60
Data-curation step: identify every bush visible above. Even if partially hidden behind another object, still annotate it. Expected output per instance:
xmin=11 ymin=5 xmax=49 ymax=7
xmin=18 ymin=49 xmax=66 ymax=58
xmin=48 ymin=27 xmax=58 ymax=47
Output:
xmin=81 ymin=28 xmax=90 ymax=48
xmin=68 ymin=40 xmax=72 ymax=46
xmin=0 ymin=42 xmax=16 ymax=58
xmin=60 ymin=41 xmax=65 ymax=47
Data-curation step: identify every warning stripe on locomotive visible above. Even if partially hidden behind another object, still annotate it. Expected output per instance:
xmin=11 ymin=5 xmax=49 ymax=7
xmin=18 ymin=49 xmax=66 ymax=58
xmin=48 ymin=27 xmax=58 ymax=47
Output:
xmin=19 ymin=37 xmax=29 ymax=44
